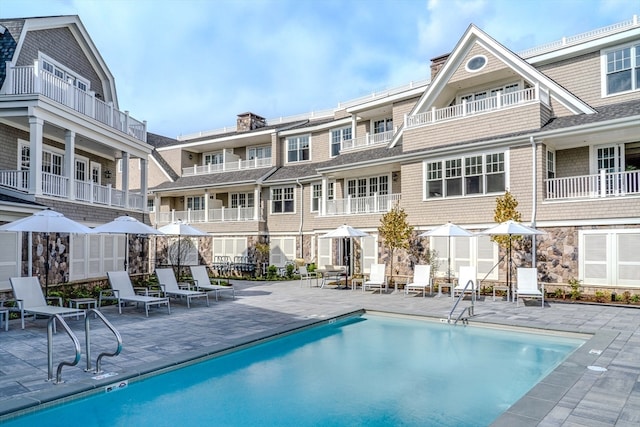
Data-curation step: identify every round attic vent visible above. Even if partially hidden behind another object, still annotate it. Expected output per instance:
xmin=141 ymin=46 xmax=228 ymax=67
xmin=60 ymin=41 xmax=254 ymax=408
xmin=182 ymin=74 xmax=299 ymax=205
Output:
xmin=466 ymin=55 xmax=487 ymax=72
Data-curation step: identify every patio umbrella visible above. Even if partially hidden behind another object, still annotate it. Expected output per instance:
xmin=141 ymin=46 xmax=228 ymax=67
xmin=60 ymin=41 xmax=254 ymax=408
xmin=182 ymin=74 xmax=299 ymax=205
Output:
xmin=92 ymin=215 xmax=163 ymax=271
xmin=158 ymin=221 xmax=208 ymax=277
xmin=479 ymin=220 xmax=545 ymax=299
xmin=320 ymin=225 xmax=369 ymax=278
xmin=0 ymin=209 xmax=93 ymax=297
xmin=419 ymin=222 xmax=473 ymax=286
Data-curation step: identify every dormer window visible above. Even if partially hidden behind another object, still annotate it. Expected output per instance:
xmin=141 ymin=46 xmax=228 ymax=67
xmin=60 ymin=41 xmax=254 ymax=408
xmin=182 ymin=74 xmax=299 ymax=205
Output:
xmin=466 ymin=55 xmax=487 ymax=72
xmin=603 ymin=43 xmax=640 ymax=95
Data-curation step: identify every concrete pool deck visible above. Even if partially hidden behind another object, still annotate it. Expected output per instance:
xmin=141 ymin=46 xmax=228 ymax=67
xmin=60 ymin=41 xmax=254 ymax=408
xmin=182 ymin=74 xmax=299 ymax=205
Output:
xmin=0 ymin=279 xmax=639 ymax=426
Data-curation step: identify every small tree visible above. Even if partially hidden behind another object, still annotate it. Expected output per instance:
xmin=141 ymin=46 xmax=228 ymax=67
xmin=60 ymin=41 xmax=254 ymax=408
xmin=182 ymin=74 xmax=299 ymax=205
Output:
xmin=378 ymin=204 xmax=413 ymax=286
xmin=492 ymin=191 xmax=522 ymax=248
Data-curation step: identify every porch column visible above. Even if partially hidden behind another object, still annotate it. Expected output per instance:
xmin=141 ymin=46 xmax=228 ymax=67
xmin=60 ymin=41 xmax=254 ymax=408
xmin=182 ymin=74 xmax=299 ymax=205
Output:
xmin=28 ymin=117 xmax=43 ymax=195
xmin=321 ymin=177 xmax=328 ymax=216
xmin=64 ymin=130 xmax=75 ymax=200
xmin=121 ymin=151 xmax=130 ymax=208
xmin=351 ymin=115 xmax=357 ymax=139
xmin=254 ymin=185 xmax=261 ymax=220
xmin=204 ymin=189 xmax=209 ymax=222
xmin=140 ymin=157 xmax=148 ymax=211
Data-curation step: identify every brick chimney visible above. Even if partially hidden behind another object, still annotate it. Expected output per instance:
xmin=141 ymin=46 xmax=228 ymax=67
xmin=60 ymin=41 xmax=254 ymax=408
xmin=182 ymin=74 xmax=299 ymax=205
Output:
xmin=430 ymin=53 xmax=450 ymax=80
xmin=237 ymin=112 xmax=267 ymax=132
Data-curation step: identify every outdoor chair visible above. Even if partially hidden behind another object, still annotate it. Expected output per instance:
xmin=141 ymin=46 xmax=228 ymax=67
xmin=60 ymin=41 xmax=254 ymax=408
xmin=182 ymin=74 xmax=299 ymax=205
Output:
xmin=155 ymin=268 xmax=209 ymax=308
xmin=299 ymin=265 xmax=321 ymax=287
xmin=515 ymin=268 xmax=544 ymax=308
xmin=189 ymin=266 xmax=235 ymax=301
xmin=10 ymin=276 xmax=86 ymax=329
xmin=104 ymin=271 xmax=171 ymax=316
xmin=405 ymin=265 xmax=432 ymax=297
xmin=452 ymin=266 xmax=478 ymax=300
xmin=363 ymin=263 xmax=387 ymax=294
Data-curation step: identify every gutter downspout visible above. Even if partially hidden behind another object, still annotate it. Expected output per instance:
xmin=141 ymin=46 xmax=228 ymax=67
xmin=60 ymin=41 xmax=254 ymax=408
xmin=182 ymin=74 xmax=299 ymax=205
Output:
xmin=530 ymin=136 xmax=537 ymax=268
xmin=297 ymin=179 xmax=304 ymax=259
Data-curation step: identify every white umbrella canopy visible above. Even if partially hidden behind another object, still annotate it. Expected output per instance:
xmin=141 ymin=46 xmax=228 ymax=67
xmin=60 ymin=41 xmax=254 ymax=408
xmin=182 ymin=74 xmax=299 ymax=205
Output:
xmin=0 ymin=209 xmax=93 ymax=296
xmin=93 ymin=216 xmax=163 ymax=271
xmin=158 ymin=221 xmax=209 ymax=276
xmin=419 ymin=222 xmax=473 ymax=288
xmin=320 ymin=224 xmax=369 ymax=239
xmin=0 ymin=208 xmax=93 ymax=234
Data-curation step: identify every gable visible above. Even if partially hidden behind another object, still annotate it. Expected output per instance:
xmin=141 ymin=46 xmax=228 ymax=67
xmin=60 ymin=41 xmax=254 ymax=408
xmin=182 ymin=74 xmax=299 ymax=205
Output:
xmin=449 ymin=43 xmax=517 ymax=88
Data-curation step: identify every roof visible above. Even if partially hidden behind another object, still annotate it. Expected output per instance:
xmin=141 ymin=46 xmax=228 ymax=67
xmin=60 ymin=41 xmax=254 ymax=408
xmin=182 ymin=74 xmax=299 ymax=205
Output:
xmin=541 ymin=99 xmax=640 ymax=131
xmin=0 ymin=192 xmax=45 ymax=207
xmin=150 ymin=167 xmax=277 ymax=192
xmin=0 ymin=19 xmax=24 ymax=87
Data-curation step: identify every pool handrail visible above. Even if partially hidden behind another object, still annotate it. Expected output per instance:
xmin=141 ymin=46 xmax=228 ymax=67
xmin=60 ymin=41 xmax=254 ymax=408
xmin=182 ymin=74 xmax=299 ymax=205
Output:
xmin=85 ymin=308 xmax=123 ymax=374
xmin=47 ymin=314 xmax=81 ymax=384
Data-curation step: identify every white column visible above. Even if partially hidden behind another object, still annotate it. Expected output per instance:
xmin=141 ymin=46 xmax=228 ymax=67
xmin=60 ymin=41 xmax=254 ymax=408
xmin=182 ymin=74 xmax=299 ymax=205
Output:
xmin=204 ymin=190 xmax=209 ymax=222
xmin=65 ymin=130 xmax=75 ymax=200
xmin=351 ymin=115 xmax=357 ymax=139
xmin=121 ymin=151 xmax=130 ymax=208
xmin=254 ymin=185 xmax=261 ymax=220
xmin=140 ymin=157 xmax=148 ymax=210
xmin=321 ymin=177 xmax=328 ymax=216
xmin=28 ymin=117 xmax=43 ymax=195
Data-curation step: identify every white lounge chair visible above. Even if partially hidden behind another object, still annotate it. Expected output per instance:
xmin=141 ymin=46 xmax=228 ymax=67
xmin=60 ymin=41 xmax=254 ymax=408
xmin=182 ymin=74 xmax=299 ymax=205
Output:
xmin=452 ymin=266 xmax=478 ymax=300
xmin=155 ymin=268 xmax=209 ymax=308
xmin=363 ymin=263 xmax=387 ymax=294
xmin=189 ymin=266 xmax=235 ymax=301
xmin=10 ymin=277 xmax=86 ymax=329
xmin=405 ymin=265 xmax=432 ymax=297
xmin=104 ymin=271 xmax=170 ymax=316
xmin=515 ymin=268 xmax=544 ymax=308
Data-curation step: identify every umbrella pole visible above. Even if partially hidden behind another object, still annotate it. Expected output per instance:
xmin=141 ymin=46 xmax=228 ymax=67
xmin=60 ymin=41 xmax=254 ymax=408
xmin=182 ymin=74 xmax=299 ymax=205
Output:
xmin=124 ymin=233 xmax=129 ymax=271
xmin=45 ymin=232 xmax=50 ymax=298
xmin=508 ymin=236 xmax=512 ymax=302
xmin=447 ymin=235 xmax=451 ymax=285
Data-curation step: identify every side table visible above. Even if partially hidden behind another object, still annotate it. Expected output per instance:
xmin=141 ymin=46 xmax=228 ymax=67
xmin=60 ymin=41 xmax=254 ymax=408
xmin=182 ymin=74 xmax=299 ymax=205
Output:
xmin=0 ymin=308 xmax=8 ymax=331
xmin=69 ymin=297 xmax=97 ymax=319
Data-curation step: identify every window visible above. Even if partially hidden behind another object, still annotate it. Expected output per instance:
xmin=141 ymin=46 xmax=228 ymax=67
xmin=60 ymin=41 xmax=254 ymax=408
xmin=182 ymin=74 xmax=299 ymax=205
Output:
xmin=604 ymin=44 xmax=640 ymax=95
xmin=147 ymin=198 xmax=155 ymax=212
xmin=40 ymin=56 xmax=90 ymax=91
xmin=272 ymin=187 xmax=295 ymax=213
xmin=425 ymin=153 xmax=505 ymax=198
xmin=287 ymin=136 xmax=310 ymax=163
xmin=346 ymin=176 xmax=389 ymax=197
xmin=327 ymin=182 xmax=334 ymax=200
xmin=547 ymin=149 xmax=556 ymax=179
xmin=248 ymin=146 xmax=271 ymax=160
xmin=373 ymin=118 xmax=393 ymax=134
xmin=312 ymin=183 xmax=322 ymax=212
xmin=90 ymin=162 xmax=101 ymax=184
xmin=231 ymin=193 xmax=254 ymax=208
xmin=75 ymin=160 xmax=87 ymax=181
xmin=187 ymin=196 xmax=204 ymax=211
xmin=204 ymin=152 xmax=223 ymax=165
xmin=330 ymin=127 xmax=351 ymax=156
xmin=466 ymin=55 xmax=487 ymax=72
xmin=42 ymin=151 xmax=63 ymax=175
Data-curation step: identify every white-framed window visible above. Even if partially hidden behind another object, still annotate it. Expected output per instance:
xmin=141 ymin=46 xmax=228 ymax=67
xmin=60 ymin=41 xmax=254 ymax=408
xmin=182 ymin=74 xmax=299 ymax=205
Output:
xmin=186 ymin=196 xmax=205 ymax=211
xmin=287 ymin=135 xmax=310 ymax=163
xmin=248 ymin=145 xmax=271 ymax=160
xmin=231 ymin=193 xmax=254 ymax=208
xmin=117 ymin=159 xmax=122 ymax=173
xmin=547 ymin=149 xmax=556 ymax=179
xmin=312 ymin=183 xmax=322 ymax=212
xmin=327 ymin=181 xmax=335 ymax=200
xmin=40 ymin=53 xmax=91 ymax=92
xmin=373 ymin=118 xmax=393 ymax=134
xmin=271 ymin=186 xmax=295 ymax=213
xmin=330 ymin=127 xmax=351 ymax=157
xmin=147 ymin=198 xmax=155 ymax=212
xmin=458 ymin=82 xmax=522 ymax=111
xmin=579 ymin=229 xmax=640 ymax=287
xmin=75 ymin=159 xmax=87 ymax=182
xmin=602 ymin=43 xmax=640 ymax=96
xmin=204 ymin=152 xmax=223 ymax=165
xmin=346 ymin=176 xmax=388 ymax=197
xmin=19 ymin=141 xmax=65 ymax=175
xmin=90 ymin=162 xmax=101 ymax=184
xmin=424 ymin=152 xmax=505 ymax=199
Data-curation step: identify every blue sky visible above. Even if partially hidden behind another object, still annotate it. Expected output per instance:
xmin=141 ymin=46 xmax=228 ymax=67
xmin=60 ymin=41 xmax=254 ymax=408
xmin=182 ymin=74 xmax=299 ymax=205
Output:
xmin=2 ymin=0 xmax=638 ymax=138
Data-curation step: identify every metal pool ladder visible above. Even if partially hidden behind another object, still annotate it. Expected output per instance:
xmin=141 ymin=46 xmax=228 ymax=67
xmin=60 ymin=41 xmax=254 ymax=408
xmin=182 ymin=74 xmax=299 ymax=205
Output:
xmin=448 ymin=279 xmax=476 ymax=325
xmin=46 ymin=309 xmax=122 ymax=384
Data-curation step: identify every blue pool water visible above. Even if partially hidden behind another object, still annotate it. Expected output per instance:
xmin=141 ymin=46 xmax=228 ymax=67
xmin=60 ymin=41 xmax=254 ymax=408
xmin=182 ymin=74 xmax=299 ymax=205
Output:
xmin=4 ymin=315 xmax=583 ymax=426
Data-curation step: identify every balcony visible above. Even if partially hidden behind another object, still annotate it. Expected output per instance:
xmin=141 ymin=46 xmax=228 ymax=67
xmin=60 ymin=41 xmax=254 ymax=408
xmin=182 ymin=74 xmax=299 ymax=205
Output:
xmin=545 ymin=170 xmax=640 ymax=200
xmin=182 ymin=157 xmax=272 ymax=177
xmin=341 ymin=130 xmax=394 ymax=152
xmin=154 ymin=207 xmax=261 ymax=224
xmin=405 ymin=86 xmax=549 ymax=129
xmin=0 ymin=170 xmax=145 ymax=211
xmin=4 ymin=64 xmax=146 ymax=142
xmin=323 ymin=193 xmax=401 ymax=216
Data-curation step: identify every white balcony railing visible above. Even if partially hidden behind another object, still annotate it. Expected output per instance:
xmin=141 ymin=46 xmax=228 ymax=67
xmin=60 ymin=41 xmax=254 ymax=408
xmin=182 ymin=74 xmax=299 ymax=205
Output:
xmin=546 ymin=170 xmax=640 ymax=200
xmin=341 ymin=129 xmax=394 ymax=152
xmin=182 ymin=157 xmax=272 ymax=177
xmin=0 ymin=170 xmax=144 ymax=211
xmin=324 ymin=193 xmax=401 ymax=216
xmin=4 ymin=63 xmax=146 ymax=142
xmin=155 ymin=207 xmax=260 ymax=224
xmin=405 ymin=86 xmax=548 ymax=129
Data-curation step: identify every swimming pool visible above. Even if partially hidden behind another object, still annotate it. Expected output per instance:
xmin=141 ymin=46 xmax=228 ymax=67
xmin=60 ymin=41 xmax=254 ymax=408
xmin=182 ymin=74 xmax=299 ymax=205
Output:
xmin=2 ymin=313 xmax=584 ymax=426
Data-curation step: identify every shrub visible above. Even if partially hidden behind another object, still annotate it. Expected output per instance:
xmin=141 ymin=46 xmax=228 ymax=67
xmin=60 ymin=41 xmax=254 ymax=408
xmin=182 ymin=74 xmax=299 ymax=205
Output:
xmin=594 ymin=290 xmax=609 ymax=303
xmin=285 ymin=263 xmax=295 ymax=279
xmin=266 ymin=265 xmax=278 ymax=280
xmin=568 ymin=278 xmax=582 ymax=300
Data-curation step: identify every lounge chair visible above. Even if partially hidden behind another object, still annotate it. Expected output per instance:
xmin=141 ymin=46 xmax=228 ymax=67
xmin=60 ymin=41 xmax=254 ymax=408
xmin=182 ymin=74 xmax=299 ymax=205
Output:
xmin=405 ymin=265 xmax=432 ymax=297
xmin=155 ymin=268 xmax=209 ymax=308
xmin=515 ymin=268 xmax=544 ymax=308
xmin=104 ymin=271 xmax=171 ymax=316
xmin=299 ymin=265 xmax=321 ymax=287
xmin=452 ymin=266 xmax=478 ymax=300
xmin=189 ymin=266 xmax=235 ymax=300
xmin=363 ymin=263 xmax=387 ymax=294
xmin=10 ymin=277 xmax=85 ymax=329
